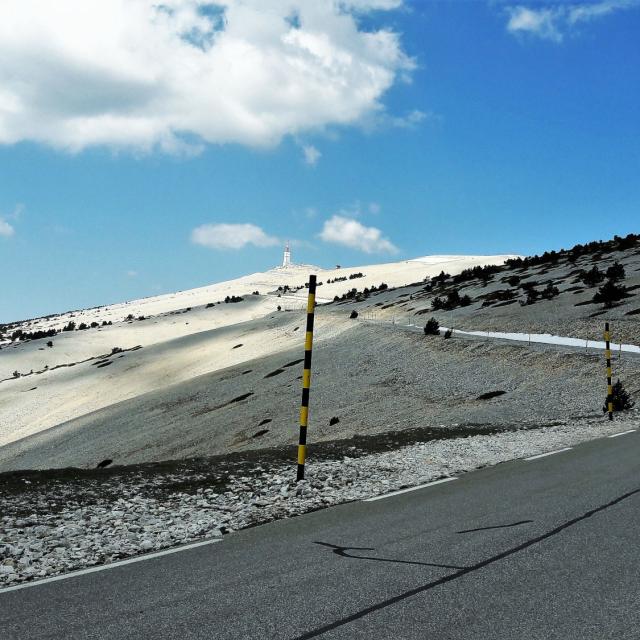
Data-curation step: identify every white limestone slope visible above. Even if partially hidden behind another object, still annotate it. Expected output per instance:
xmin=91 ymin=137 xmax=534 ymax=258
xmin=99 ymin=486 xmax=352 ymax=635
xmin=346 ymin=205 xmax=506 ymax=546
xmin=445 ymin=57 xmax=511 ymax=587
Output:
xmin=6 ymin=254 xmax=518 ymax=332
xmin=0 ymin=253 xmax=516 ymax=448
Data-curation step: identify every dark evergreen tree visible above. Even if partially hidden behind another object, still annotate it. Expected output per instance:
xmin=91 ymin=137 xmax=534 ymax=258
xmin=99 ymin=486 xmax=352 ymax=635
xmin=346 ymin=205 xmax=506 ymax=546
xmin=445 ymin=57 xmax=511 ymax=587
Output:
xmin=593 ymin=280 xmax=629 ymax=307
xmin=605 ymin=262 xmax=625 ymax=281
xmin=542 ymin=282 xmax=560 ymax=300
xmin=604 ymin=379 xmax=635 ymax=412
xmin=424 ymin=317 xmax=440 ymax=335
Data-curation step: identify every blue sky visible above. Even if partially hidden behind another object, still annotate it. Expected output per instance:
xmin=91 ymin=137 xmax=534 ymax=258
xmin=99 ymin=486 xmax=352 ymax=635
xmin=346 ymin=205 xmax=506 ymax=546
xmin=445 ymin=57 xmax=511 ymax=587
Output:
xmin=0 ymin=0 xmax=638 ymax=322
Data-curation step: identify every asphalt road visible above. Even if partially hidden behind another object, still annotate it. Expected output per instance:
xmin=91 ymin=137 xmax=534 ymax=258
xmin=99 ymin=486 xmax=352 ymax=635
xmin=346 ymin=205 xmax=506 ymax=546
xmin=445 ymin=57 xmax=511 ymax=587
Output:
xmin=2 ymin=430 xmax=640 ymax=639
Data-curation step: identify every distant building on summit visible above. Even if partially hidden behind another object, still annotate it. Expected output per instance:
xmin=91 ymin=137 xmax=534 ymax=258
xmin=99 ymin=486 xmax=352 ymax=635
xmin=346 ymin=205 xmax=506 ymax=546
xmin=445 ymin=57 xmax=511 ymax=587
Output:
xmin=282 ymin=241 xmax=291 ymax=267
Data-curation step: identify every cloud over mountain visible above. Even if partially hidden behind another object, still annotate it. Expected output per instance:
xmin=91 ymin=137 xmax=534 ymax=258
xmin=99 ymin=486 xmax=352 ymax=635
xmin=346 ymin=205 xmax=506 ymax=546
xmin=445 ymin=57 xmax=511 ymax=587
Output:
xmin=191 ymin=223 xmax=279 ymax=249
xmin=320 ymin=215 xmax=398 ymax=254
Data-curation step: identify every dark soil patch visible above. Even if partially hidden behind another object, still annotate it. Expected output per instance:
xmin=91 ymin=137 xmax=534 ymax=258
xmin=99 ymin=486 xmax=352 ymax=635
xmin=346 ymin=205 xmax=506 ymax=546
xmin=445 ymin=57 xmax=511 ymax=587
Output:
xmin=264 ymin=369 xmax=285 ymax=378
xmin=477 ymin=390 xmax=507 ymax=400
xmin=252 ymin=429 xmax=269 ymax=439
xmin=192 ymin=392 xmax=255 ymax=417
xmin=258 ymin=418 xmax=272 ymax=426
xmin=242 ymin=370 xmax=252 ymax=375
xmin=283 ymin=359 xmax=304 ymax=368
xmin=625 ymin=308 xmax=640 ymax=316
xmin=97 ymin=361 xmax=113 ymax=368
xmin=228 ymin=392 xmax=253 ymax=404
xmin=232 ymin=344 xmax=243 ymax=349
xmin=157 ymin=394 xmax=198 ymax=413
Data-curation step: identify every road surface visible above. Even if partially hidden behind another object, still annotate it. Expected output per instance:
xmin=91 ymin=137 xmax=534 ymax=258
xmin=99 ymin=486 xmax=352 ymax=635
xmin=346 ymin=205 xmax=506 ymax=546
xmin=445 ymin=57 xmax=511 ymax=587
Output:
xmin=2 ymin=429 xmax=639 ymax=639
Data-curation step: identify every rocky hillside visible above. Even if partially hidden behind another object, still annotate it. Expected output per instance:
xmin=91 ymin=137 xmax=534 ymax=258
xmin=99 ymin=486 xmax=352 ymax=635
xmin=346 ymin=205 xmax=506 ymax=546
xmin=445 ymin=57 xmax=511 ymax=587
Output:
xmin=0 ymin=234 xmax=638 ymax=472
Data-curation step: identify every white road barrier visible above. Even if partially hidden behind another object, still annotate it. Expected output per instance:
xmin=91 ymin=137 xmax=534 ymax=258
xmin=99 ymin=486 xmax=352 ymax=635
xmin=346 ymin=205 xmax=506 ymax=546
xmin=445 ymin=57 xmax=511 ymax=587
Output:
xmin=445 ymin=328 xmax=640 ymax=355
xmin=365 ymin=316 xmax=640 ymax=355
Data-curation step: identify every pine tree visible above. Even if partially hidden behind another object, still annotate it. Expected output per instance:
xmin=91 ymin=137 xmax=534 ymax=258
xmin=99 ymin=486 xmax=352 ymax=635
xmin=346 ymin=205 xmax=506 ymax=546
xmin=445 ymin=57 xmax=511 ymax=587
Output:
xmin=605 ymin=262 xmax=625 ymax=281
xmin=607 ymin=379 xmax=635 ymax=412
xmin=424 ymin=318 xmax=440 ymax=335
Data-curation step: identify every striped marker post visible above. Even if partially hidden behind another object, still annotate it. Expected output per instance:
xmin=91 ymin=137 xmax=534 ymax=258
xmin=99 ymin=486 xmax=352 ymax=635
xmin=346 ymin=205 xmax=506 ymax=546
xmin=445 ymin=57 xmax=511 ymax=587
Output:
xmin=604 ymin=322 xmax=613 ymax=421
xmin=297 ymin=274 xmax=316 ymax=481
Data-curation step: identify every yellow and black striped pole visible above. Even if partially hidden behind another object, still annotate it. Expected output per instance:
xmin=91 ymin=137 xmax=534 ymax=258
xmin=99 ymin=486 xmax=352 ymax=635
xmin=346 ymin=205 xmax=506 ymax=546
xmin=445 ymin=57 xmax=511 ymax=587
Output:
xmin=605 ymin=322 xmax=613 ymax=421
xmin=297 ymin=274 xmax=316 ymax=481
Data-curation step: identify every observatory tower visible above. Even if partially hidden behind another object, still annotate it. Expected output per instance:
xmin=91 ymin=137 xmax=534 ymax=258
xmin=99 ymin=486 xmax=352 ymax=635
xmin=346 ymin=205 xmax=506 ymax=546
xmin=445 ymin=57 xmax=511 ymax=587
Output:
xmin=282 ymin=241 xmax=291 ymax=267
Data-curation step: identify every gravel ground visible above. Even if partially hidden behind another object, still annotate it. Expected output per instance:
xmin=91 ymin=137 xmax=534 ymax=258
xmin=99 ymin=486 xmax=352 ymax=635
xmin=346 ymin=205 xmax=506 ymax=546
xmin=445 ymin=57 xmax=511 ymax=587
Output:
xmin=1 ymin=411 xmax=637 ymax=588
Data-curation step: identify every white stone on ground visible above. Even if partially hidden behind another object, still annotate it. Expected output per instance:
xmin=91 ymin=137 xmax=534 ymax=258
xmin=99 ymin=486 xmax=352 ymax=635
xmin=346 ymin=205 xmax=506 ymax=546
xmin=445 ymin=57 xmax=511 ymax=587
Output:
xmin=0 ymin=414 xmax=633 ymax=588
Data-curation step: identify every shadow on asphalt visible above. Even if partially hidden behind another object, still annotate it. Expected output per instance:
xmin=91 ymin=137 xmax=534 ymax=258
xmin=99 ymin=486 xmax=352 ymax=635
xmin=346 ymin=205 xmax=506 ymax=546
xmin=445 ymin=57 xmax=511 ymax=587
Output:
xmin=300 ymin=488 xmax=640 ymax=640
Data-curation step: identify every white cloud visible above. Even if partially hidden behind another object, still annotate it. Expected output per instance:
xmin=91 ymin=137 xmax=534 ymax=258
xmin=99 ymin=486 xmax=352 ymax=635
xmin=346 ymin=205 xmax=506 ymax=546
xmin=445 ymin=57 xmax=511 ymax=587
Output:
xmin=341 ymin=0 xmax=404 ymax=9
xmin=333 ymin=200 xmax=382 ymax=218
xmin=319 ymin=215 xmax=398 ymax=254
xmin=191 ymin=222 xmax=279 ymax=249
xmin=126 ymin=270 xmax=138 ymax=278
xmin=302 ymin=144 xmax=321 ymax=166
xmin=0 ymin=1 xmax=414 ymax=153
xmin=0 ymin=218 xmax=14 ymax=237
xmin=336 ymin=201 xmax=364 ymax=218
xmin=568 ymin=0 xmax=638 ymax=23
xmin=389 ymin=109 xmax=431 ymax=128
xmin=506 ymin=7 xmax=563 ymax=42
xmin=0 ymin=203 xmax=21 ymax=237
xmin=506 ymin=1 xmax=638 ymax=42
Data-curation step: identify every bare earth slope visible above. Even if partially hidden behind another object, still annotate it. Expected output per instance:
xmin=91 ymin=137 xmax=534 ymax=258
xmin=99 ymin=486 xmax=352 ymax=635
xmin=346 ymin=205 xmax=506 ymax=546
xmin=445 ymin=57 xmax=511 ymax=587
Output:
xmin=1 ymin=319 xmax=638 ymax=471
xmin=1 ymin=242 xmax=639 ymax=472
xmin=0 ymin=254 xmax=514 ymax=454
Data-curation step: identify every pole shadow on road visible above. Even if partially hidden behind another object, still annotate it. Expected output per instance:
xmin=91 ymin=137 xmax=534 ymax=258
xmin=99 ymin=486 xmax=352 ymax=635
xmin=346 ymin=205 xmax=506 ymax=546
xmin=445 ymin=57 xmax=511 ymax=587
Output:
xmin=313 ymin=541 xmax=467 ymax=570
xmin=298 ymin=489 xmax=640 ymax=640
xmin=456 ymin=519 xmax=533 ymax=534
